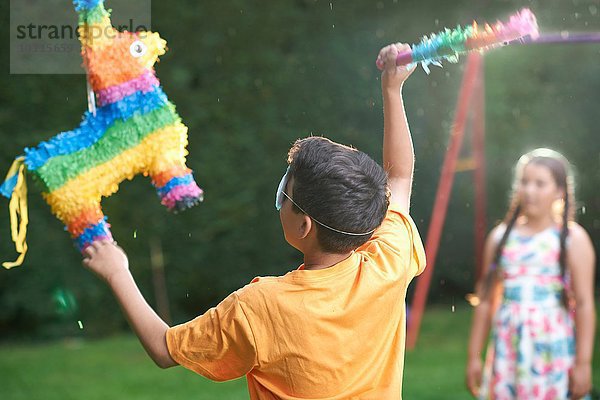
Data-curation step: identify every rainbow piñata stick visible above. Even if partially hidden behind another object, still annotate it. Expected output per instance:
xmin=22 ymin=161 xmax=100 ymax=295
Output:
xmin=0 ymin=0 xmax=203 ymax=268
xmin=376 ymin=8 xmax=539 ymax=73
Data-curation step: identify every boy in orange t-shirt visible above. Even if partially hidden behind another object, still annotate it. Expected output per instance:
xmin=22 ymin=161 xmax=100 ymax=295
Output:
xmin=83 ymin=43 xmax=426 ymax=399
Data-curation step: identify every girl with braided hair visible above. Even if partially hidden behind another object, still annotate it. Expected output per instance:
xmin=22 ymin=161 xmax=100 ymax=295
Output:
xmin=465 ymin=149 xmax=596 ymax=399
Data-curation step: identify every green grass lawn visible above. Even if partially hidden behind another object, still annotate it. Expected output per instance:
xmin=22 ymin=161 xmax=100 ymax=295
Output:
xmin=1 ymin=305 xmax=598 ymax=399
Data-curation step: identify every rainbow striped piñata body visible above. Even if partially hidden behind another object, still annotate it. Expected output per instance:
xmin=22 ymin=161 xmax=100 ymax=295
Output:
xmin=0 ymin=0 xmax=203 ymax=268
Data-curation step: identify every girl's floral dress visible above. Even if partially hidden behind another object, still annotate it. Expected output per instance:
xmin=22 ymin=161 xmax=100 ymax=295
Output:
xmin=479 ymin=226 xmax=589 ymax=400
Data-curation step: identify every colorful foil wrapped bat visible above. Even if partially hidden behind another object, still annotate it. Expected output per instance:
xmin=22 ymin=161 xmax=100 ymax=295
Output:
xmin=376 ymin=8 xmax=539 ymax=73
xmin=0 ymin=0 xmax=203 ymax=268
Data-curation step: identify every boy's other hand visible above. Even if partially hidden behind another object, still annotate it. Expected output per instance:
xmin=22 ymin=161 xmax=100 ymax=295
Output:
xmin=378 ymin=43 xmax=416 ymax=90
xmin=82 ymin=240 xmax=129 ymax=284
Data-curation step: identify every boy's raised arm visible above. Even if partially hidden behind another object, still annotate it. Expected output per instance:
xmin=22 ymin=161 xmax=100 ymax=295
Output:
xmin=378 ymin=43 xmax=416 ymax=214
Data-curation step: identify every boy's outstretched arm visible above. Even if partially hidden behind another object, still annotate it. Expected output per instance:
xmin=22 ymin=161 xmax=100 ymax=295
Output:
xmin=378 ymin=43 xmax=416 ymax=214
xmin=83 ymin=240 xmax=177 ymax=369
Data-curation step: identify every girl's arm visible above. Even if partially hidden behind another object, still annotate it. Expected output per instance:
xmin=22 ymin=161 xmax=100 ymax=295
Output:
xmin=465 ymin=227 xmax=501 ymax=397
xmin=567 ymin=223 xmax=596 ymax=399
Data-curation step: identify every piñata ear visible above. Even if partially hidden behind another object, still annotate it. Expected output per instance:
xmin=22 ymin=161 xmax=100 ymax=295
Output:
xmin=73 ymin=0 xmax=103 ymax=12
xmin=74 ymin=0 xmax=115 ymax=50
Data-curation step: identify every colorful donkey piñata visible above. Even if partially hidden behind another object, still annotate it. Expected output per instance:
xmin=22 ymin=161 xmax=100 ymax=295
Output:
xmin=0 ymin=0 xmax=203 ymax=268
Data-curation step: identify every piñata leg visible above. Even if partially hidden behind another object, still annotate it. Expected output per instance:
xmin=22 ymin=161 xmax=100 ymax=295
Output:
xmin=44 ymin=188 xmax=113 ymax=252
xmin=148 ymin=122 xmax=203 ymax=212
xmin=67 ymin=204 xmax=113 ymax=251
xmin=150 ymin=165 xmax=203 ymax=212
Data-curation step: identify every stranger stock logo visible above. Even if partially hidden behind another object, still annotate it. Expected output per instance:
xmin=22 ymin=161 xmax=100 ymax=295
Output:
xmin=10 ymin=0 xmax=151 ymax=74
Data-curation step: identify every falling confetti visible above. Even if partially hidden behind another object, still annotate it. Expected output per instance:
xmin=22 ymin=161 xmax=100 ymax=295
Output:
xmin=53 ymin=287 xmax=78 ymax=317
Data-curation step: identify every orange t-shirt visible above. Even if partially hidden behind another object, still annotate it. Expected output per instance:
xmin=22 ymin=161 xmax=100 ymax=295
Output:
xmin=166 ymin=204 xmax=426 ymax=399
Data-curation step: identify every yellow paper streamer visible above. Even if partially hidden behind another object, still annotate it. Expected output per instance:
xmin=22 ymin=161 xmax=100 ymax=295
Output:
xmin=3 ymin=157 xmax=28 ymax=269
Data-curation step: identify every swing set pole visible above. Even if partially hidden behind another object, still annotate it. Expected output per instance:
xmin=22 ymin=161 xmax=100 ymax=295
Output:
xmin=473 ymin=63 xmax=487 ymax=281
xmin=407 ymin=52 xmax=483 ymax=350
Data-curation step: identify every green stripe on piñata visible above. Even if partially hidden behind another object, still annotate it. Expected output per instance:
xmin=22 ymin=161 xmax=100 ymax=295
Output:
xmin=35 ymin=103 xmax=180 ymax=192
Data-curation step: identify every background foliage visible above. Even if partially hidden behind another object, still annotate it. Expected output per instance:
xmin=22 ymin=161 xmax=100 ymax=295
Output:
xmin=0 ymin=0 xmax=598 ymax=339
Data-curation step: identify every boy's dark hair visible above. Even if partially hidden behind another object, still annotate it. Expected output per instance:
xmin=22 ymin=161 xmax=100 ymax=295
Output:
xmin=287 ymin=136 xmax=389 ymax=253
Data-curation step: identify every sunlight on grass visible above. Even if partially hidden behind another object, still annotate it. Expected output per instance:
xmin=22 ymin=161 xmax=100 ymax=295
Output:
xmin=0 ymin=335 xmax=247 ymax=400
xmin=0 ymin=306 xmax=597 ymax=399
